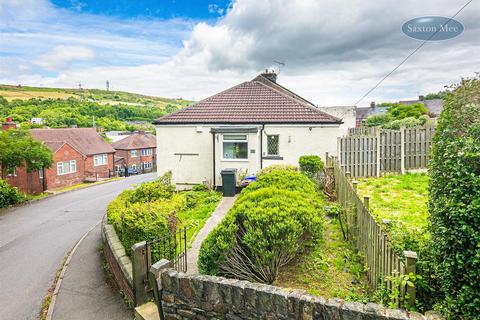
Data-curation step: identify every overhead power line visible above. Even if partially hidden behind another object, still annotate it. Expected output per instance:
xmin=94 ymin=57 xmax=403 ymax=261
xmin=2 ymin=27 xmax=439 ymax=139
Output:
xmin=353 ymin=0 xmax=473 ymax=106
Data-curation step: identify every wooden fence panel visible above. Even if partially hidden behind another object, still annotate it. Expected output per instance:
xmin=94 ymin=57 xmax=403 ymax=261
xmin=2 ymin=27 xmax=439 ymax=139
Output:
xmin=338 ymin=124 xmax=436 ymax=177
xmin=328 ymin=155 xmax=417 ymax=303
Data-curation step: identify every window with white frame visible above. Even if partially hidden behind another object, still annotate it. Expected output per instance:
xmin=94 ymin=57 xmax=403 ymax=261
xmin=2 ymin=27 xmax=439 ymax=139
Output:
xmin=131 ymin=150 xmax=138 ymax=157
xmin=7 ymin=167 xmax=17 ymax=177
xmin=93 ymin=154 xmax=108 ymax=166
xmin=142 ymin=162 xmax=152 ymax=169
xmin=131 ymin=164 xmax=137 ymax=171
xmin=141 ymin=148 xmax=153 ymax=156
xmin=57 ymin=160 xmax=76 ymax=175
xmin=222 ymin=134 xmax=248 ymax=160
xmin=267 ymin=135 xmax=280 ymax=156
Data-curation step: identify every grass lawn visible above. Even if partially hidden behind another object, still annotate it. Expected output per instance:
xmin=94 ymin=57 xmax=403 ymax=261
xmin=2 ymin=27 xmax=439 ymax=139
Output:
xmin=356 ymin=173 xmax=430 ymax=231
xmin=176 ymin=191 xmax=222 ymax=246
xmin=274 ymin=217 xmax=370 ymax=302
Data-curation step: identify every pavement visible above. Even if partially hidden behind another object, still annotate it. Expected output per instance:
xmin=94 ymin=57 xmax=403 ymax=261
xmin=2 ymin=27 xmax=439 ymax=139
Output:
xmin=0 ymin=173 xmax=155 ymax=320
xmin=186 ymin=196 xmax=236 ymax=275
xmin=50 ymin=224 xmax=132 ymax=320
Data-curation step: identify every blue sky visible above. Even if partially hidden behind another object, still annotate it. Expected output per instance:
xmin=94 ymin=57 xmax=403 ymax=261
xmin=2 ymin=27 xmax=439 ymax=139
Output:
xmin=0 ymin=0 xmax=479 ymax=105
xmin=51 ymin=0 xmax=232 ymax=19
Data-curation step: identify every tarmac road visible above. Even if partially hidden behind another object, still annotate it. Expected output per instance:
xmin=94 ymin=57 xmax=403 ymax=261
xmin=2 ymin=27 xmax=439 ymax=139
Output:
xmin=0 ymin=173 xmax=155 ymax=320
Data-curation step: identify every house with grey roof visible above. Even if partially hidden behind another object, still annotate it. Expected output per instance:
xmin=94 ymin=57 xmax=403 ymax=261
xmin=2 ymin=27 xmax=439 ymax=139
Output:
xmin=153 ymin=71 xmax=345 ymax=189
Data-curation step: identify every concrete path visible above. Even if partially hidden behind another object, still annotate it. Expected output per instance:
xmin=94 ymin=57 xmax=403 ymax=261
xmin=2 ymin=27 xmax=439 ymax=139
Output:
xmin=51 ymin=224 xmax=133 ymax=320
xmin=186 ymin=196 xmax=236 ymax=275
xmin=0 ymin=173 xmax=155 ymax=320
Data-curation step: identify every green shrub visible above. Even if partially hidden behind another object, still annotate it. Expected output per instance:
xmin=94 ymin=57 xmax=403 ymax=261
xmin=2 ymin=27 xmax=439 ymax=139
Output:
xmin=198 ymin=170 xmax=324 ymax=284
xmin=381 ymin=116 xmax=427 ymax=130
xmin=127 ymin=171 xmax=175 ymax=203
xmin=242 ymin=169 xmax=317 ymax=196
xmin=107 ymin=172 xmax=221 ymax=258
xmin=429 ymin=78 xmax=480 ymax=318
xmin=366 ymin=114 xmax=392 ymax=127
xmin=299 ymin=155 xmax=324 ymax=178
xmin=258 ymin=164 xmax=298 ymax=176
xmin=0 ymin=179 xmax=25 ymax=208
xmin=192 ymin=184 xmax=208 ymax=191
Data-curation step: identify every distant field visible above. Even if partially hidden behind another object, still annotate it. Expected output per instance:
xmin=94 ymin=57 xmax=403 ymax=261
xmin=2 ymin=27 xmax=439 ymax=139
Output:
xmin=0 ymin=84 xmax=192 ymax=109
xmin=0 ymin=86 xmax=76 ymax=101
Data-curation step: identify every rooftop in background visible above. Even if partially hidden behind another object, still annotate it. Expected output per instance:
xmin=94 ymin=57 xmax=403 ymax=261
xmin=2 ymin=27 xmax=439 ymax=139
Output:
xmin=154 ymin=72 xmax=341 ymax=125
xmin=111 ymin=132 xmax=156 ymax=150
xmin=31 ymin=128 xmax=115 ymax=156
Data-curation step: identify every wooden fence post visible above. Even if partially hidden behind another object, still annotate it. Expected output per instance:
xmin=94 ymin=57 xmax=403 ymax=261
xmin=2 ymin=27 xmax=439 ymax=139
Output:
xmin=363 ymin=196 xmax=370 ymax=210
xmin=403 ymin=250 xmax=418 ymax=308
xmin=132 ymin=241 xmax=150 ymax=306
xmin=376 ymin=129 xmax=381 ymax=177
xmin=346 ymin=171 xmax=351 ymax=180
xmin=352 ymin=181 xmax=358 ymax=193
xmin=400 ymin=126 xmax=406 ymax=174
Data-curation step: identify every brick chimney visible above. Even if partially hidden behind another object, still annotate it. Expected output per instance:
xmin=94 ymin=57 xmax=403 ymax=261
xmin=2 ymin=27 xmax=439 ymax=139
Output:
xmin=418 ymin=95 xmax=425 ymax=101
xmin=261 ymin=69 xmax=277 ymax=83
xmin=370 ymin=101 xmax=376 ymax=109
xmin=2 ymin=117 xmax=17 ymax=131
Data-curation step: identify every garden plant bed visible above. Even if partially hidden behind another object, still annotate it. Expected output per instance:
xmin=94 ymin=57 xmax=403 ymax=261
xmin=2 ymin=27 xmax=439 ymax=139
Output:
xmin=274 ymin=215 xmax=370 ymax=302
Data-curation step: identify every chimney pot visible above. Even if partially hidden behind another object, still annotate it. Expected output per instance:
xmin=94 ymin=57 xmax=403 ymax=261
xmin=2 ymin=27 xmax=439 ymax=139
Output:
xmin=418 ymin=95 xmax=425 ymax=101
xmin=370 ymin=101 xmax=375 ymax=109
xmin=261 ymin=70 xmax=277 ymax=83
xmin=2 ymin=117 xmax=16 ymax=131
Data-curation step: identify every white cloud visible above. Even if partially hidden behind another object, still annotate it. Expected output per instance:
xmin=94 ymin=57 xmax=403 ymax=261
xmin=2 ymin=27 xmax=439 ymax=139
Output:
xmin=0 ymin=0 xmax=479 ymax=106
xmin=35 ymin=45 xmax=95 ymax=70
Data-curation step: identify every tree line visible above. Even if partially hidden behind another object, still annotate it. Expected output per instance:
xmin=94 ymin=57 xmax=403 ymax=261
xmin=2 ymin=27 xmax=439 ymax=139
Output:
xmin=0 ymin=96 xmax=178 ymax=131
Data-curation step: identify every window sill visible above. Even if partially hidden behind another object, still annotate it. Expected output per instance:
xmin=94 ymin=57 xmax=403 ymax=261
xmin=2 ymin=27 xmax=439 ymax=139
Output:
xmin=262 ymin=155 xmax=283 ymax=160
xmin=221 ymin=158 xmax=249 ymax=162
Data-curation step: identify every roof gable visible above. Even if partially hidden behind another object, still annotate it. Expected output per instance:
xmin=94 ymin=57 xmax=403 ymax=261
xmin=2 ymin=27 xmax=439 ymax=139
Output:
xmin=111 ymin=133 xmax=156 ymax=150
xmin=31 ymin=128 xmax=115 ymax=156
xmin=154 ymin=75 xmax=341 ymax=125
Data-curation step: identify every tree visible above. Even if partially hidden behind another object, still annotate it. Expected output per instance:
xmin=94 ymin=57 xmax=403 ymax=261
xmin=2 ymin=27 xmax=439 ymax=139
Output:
xmin=0 ymin=129 xmax=53 ymax=178
xmin=429 ymin=77 xmax=480 ymax=319
xmin=366 ymin=103 xmax=429 ymax=128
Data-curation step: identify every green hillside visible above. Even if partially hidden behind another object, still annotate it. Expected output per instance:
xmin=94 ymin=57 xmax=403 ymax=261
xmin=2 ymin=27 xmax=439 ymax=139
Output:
xmin=0 ymin=85 xmax=192 ymax=131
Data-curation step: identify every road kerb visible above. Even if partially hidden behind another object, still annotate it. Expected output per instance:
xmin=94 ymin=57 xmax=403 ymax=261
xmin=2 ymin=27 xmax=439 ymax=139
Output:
xmin=45 ymin=219 xmax=102 ymax=320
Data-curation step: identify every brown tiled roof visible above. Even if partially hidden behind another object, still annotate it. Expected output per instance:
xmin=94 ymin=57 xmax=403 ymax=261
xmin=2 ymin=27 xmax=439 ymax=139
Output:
xmin=111 ymin=133 xmax=156 ymax=150
xmin=43 ymin=141 xmax=66 ymax=153
xmin=154 ymin=74 xmax=341 ymax=124
xmin=31 ymin=128 xmax=115 ymax=156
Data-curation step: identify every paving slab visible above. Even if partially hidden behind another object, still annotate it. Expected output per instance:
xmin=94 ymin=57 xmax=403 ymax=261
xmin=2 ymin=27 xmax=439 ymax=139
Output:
xmin=51 ymin=224 xmax=133 ymax=320
xmin=186 ymin=196 xmax=237 ymax=275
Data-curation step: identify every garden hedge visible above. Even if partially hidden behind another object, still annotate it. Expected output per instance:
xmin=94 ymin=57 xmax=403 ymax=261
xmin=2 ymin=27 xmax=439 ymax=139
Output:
xmin=198 ymin=169 xmax=324 ymax=284
xmin=429 ymin=78 xmax=480 ymax=318
xmin=107 ymin=172 xmax=220 ymax=257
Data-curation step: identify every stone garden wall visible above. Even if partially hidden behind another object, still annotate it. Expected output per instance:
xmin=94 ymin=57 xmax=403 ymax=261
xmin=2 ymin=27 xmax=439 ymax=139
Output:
xmin=101 ymin=215 xmax=134 ymax=303
xmin=157 ymin=266 xmax=444 ymax=320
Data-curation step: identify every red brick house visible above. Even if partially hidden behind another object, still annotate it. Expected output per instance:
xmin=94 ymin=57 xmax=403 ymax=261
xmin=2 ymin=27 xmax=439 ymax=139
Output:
xmin=112 ymin=132 xmax=156 ymax=174
xmin=2 ymin=122 xmax=115 ymax=194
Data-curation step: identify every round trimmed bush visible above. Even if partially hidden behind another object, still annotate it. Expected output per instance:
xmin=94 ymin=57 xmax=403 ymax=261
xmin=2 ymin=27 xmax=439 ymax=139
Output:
xmin=242 ymin=169 xmax=318 ymax=196
xmin=198 ymin=175 xmax=324 ymax=283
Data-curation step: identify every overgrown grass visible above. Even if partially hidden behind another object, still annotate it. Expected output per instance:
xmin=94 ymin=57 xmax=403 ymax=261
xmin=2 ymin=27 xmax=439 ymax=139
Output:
xmin=177 ymin=191 xmax=222 ymax=245
xmin=356 ymin=173 xmax=429 ymax=230
xmin=274 ymin=217 xmax=370 ymax=302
